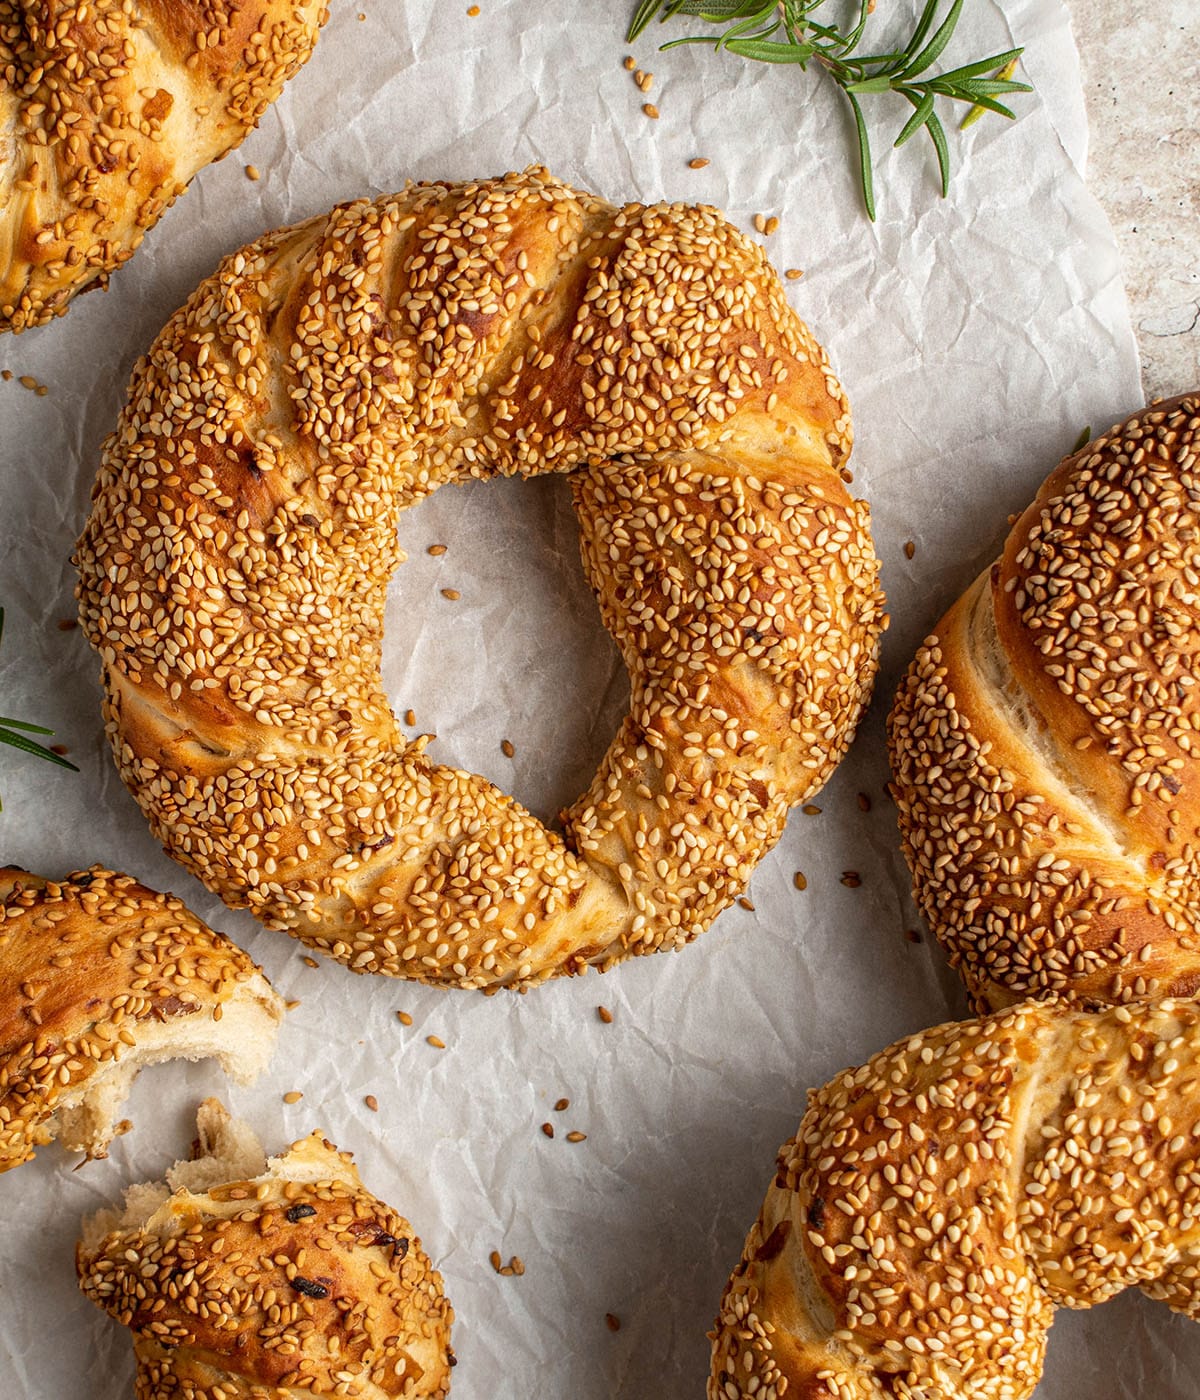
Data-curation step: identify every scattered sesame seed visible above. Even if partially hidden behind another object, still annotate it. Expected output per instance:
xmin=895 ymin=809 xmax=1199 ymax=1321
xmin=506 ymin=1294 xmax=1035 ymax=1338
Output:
xmin=541 ymin=1122 xmax=554 ymax=1138
xmin=738 ymin=896 xmax=755 ymax=911
xmin=688 ymin=157 xmax=710 ymax=169
xmin=857 ymin=792 xmax=872 ymax=813
xmin=364 ymin=1094 xmax=379 ymax=1112
xmin=597 ymin=1006 xmax=614 ymax=1025
xmin=428 ymin=543 xmax=447 ymax=556
xmin=803 ymin=805 xmax=822 ymax=816
xmin=301 ymin=955 xmax=320 ymax=969
xmin=403 ymin=709 xmax=416 ymax=727
xmin=283 ymin=1091 xmax=303 ymax=1104
xmin=554 ymin=1097 xmax=569 ymax=1111
xmin=440 ymin=588 xmax=461 ymax=601
xmin=785 ymin=267 xmax=804 ymax=280
xmin=642 ymin=102 xmax=659 ymax=119
xmin=753 ymin=214 xmax=767 ymax=234
xmin=396 ymin=1010 xmax=413 ymax=1026
xmin=904 ymin=539 xmax=916 ymax=559
xmin=840 ymin=871 xmax=861 ymax=888
xmin=427 ymin=1035 xmax=446 ymax=1050
xmin=605 ymin=1313 xmax=621 ymax=1332
xmin=57 ymin=618 xmax=78 ymax=631
xmin=501 ymin=739 xmax=515 ymax=757
xmin=793 ymin=872 xmax=807 ymax=891
xmin=566 ymin=1131 xmax=587 ymax=1143
xmin=467 ymin=3 xmax=480 ymax=12
xmin=764 ymin=216 xmax=779 ymax=236
xmin=245 ymin=164 xmax=260 ymax=182
xmin=624 ymin=55 xmax=636 ymax=70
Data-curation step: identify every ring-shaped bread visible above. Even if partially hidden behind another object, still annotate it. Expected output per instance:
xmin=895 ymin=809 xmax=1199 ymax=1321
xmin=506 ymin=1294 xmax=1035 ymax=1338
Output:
xmin=76 ymin=167 xmax=886 ymax=988
xmin=1 ymin=0 xmax=327 ymax=333
xmin=889 ymin=394 xmax=1200 ymax=1010
xmin=712 ymin=996 xmax=1200 ymax=1400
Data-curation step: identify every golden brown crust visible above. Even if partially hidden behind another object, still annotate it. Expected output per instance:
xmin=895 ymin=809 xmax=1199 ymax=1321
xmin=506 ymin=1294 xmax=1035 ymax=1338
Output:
xmin=711 ymin=997 xmax=1200 ymax=1400
xmin=0 ymin=865 xmax=282 ymax=1170
xmin=78 ymin=1108 xmax=454 ymax=1398
xmin=75 ymin=167 xmax=886 ymax=989
xmin=0 ymin=0 xmax=328 ymax=333
xmin=888 ymin=394 xmax=1200 ymax=1009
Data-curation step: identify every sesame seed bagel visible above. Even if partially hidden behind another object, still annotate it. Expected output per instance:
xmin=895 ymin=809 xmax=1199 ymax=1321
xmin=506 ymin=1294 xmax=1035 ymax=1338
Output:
xmin=75 ymin=166 xmax=886 ymax=989
xmin=889 ymin=394 xmax=1200 ymax=1010
xmin=711 ymin=995 xmax=1200 ymax=1400
xmin=0 ymin=865 xmax=282 ymax=1170
xmin=0 ymin=0 xmax=328 ymax=333
xmin=79 ymin=1099 xmax=454 ymax=1399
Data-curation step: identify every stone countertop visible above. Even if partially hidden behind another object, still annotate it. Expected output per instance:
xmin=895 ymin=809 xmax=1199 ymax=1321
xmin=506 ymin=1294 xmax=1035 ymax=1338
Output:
xmin=1071 ymin=1 xmax=1198 ymax=401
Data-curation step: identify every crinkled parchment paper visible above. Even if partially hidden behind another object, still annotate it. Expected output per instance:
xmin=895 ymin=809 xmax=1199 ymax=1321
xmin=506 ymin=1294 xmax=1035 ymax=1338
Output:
xmin=0 ymin=3 xmax=1177 ymax=1396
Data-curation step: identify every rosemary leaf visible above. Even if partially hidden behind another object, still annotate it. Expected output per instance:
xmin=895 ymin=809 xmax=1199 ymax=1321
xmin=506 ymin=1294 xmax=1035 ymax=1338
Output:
xmin=626 ymin=0 xmax=1031 ymax=220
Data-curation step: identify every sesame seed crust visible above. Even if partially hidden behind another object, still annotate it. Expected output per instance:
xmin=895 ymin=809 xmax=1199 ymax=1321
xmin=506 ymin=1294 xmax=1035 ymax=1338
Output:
xmin=711 ymin=995 xmax=1200 ymax=1400
xmin=0 ymin=0 xmax=328 ymax=333
xmin=888 ymin=394 xmax=1200 ymax=1010
xmin=78 ymin=1100 xmax=454 ymax=1399
xmin=0 ymin=864 xmax=283 ymax=1170
xmin=74 ymin=166 xmax=886 ymax=989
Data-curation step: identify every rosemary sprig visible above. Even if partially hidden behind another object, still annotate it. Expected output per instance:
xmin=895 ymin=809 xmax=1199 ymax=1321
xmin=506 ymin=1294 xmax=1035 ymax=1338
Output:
xmin=627 ymin=0 xmax=1032 ymax=221
xmin=0 ymin=608 xmax=78 ymax=812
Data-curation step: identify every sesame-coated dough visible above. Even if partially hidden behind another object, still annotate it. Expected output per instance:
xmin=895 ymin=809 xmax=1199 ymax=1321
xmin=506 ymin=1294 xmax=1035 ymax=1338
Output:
xmin=889 ymin=394 xmax=1200 ymax=1010
xmin=75 ymin=167 xmax=886 ymax=988
xmin=0 ymin=865 xmax=282 ymax=1170
xmin=1 ymin=0 xmax=328 ymax=333
xmin=79 ymin=1099 xmax=454 ymax=1399
xmin=711 ymin=996 xmax=1200 ymax=1400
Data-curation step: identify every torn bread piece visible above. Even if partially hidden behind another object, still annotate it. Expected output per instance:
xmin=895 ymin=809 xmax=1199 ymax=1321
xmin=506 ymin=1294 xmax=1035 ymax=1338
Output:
xmin=80 ymin=1100 xmax=455 ymax=1399
xmin=0 ymin=867 xmax=283 ymax=1170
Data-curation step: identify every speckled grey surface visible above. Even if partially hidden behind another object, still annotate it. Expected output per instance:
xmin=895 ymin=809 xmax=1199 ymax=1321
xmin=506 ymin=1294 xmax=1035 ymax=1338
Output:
xmin=1073 ymin=0 xmax=1198 ymax=400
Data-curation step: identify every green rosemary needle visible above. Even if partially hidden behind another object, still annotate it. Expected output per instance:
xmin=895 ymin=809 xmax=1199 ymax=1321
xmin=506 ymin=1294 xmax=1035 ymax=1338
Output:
xmin=0 ymin=607 xmax=79 ymax=812
xmin=627 ymin=0 xmax=1032 ymax=221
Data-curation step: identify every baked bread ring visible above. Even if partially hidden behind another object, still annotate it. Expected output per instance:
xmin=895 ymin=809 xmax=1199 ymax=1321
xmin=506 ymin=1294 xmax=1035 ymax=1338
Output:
xmin=79 ymin=1098 xmax=454 ymax=1398
xmin=75 ymin=167 xmax=886 ymax=989
xmin=889 ymin=394 xmax=1200 ymax=1010
xmin=0 ymin=865 xmax=282 ymax=1170
xmin=1 ymin=0 xmax=328 ymax=333
xmin=711 ymin=995 xmax=1200 ymax=1400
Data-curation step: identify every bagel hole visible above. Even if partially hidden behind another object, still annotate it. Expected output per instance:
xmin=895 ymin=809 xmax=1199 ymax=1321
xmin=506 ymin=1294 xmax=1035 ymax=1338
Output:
xmin=383 ymin=474 xmax=630 ymax=826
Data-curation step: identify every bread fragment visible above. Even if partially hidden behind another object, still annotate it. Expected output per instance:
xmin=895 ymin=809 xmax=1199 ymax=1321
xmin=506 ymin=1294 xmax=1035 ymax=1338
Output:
xmin=79 ymin=1099 xmax=455 ymax=1399
xmin=1 ymin=0 xmax=328 ymax=332
xmin=0 ymin=866 xmax=283 ymax=1169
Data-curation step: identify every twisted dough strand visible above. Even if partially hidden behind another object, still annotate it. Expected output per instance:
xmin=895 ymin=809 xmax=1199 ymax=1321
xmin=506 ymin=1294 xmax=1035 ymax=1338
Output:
xmin=76 ymin=168 xmax=885 ymax=987
xmin=1 ymin=0 xmax=327 ymax=332
xmin=712 ymin=997 xmax=1200 ymax=1400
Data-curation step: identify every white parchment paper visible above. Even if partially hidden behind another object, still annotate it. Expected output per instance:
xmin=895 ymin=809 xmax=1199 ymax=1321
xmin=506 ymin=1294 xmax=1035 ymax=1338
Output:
xmin=0 ymin=2 xmax=1178 ymax=1396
